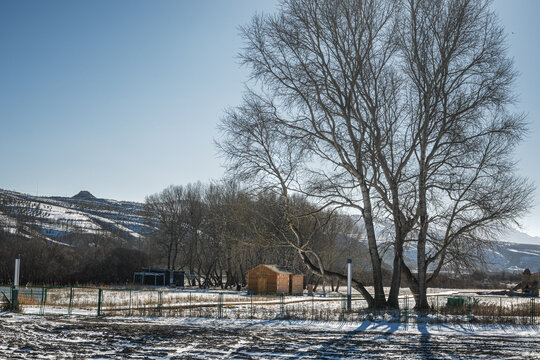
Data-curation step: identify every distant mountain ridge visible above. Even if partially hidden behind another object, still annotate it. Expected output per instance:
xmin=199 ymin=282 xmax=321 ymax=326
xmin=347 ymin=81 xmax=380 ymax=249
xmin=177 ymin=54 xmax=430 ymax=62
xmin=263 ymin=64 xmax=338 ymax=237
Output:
xmin=500 ymin=228 xmax=540 ymax=246
xmin=389 ymin=240 xmax=540 ymax=274
xmin=351 ymin=215 xmax=540 ymax=273
xmin=0 ymin=188 xmax=153 ymax=246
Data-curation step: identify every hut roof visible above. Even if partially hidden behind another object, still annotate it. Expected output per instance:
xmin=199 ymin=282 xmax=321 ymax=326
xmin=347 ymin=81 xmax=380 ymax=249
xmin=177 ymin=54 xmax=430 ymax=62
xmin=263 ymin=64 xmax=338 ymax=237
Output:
xmin=248 ymin=264 xmax=293 ymax=274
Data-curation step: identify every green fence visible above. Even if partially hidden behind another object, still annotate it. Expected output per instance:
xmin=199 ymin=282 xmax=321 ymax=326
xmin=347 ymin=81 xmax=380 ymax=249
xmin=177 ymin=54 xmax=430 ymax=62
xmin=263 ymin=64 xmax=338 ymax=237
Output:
xmin=3 ymin=285 xmax=538 ymax=325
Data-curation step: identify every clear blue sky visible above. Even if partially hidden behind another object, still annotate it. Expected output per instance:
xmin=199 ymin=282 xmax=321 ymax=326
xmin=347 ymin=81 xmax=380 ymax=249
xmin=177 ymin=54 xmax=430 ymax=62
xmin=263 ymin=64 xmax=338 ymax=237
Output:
xmin=1 ymin=1 xmax=539 ymax=236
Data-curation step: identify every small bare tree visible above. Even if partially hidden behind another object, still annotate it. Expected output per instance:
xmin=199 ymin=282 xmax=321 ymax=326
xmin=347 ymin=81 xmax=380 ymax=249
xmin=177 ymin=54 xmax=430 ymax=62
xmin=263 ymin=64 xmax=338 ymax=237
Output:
xmin=144 ymin=186 xmax=189 ymax=270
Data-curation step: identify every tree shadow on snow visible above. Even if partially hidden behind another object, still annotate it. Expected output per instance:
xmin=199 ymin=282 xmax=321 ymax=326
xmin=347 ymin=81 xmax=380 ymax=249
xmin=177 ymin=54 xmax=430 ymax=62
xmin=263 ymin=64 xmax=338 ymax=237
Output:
xmin=288 ymin=320 xmax=465 ymax=359
xmin=290 ymin=320 xmax=402 ymax=358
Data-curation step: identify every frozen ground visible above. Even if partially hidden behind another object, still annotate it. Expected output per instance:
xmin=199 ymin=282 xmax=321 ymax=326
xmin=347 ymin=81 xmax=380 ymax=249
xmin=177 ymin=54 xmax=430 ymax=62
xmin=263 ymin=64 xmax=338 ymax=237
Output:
xmin=0 ymin=313 xmax=539 ymax=359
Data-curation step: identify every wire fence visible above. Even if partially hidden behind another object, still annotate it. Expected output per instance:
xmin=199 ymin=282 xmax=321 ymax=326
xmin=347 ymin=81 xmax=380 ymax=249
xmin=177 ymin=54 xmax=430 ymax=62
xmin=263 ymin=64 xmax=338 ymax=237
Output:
xmin=1 ymin=285 xmax=538 ymax=325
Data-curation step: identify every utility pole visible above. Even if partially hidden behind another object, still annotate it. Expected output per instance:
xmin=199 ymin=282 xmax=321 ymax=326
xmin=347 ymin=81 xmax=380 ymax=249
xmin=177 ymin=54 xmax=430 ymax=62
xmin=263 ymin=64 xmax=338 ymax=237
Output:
xmin=12 ymin=254 xmax=20 ymax=311
xmin=347 ymin=259 xmax=352 ymax=311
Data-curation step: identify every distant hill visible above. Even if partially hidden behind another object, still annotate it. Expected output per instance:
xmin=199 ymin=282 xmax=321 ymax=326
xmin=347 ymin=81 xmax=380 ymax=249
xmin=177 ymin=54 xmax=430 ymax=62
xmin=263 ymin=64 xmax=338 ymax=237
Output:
xmin=0 ymin=188 xmax=154 ymax=246
xmin=481 ymin=242 xmax=540 ymax=273
xmin=351 ymin=215 xmax=540 ymax=274
xmin=391 ymin=240 xmax=540 ymax=274
xmin=500 ymin=228 xmax=540 ymax=246
xmin=72 ymin=190 xmax=97 ymax=201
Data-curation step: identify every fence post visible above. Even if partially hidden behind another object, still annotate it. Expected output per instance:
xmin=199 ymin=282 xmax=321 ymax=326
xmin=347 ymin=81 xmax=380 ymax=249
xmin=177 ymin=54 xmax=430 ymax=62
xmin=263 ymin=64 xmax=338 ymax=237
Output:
xmin=68 ymin=287 xmax=73 ymax=316
xmin=311 ymin=294 xmax=314 ymax=321
xmin=250 ymin=293 xmax=253 ymax=319
xmin=466 ymin=296 xmax=473 ymax=322
xmin=39 ymin=287 xmax=47 ymax=316
xmin=280 ymin=293 xmax=285 ymax=318
xmin=97 ymin=288 xmax=103 ymax=316
xmin=10 ymin=285 xmax=14 ymax=312
xmin=158 ymin=290 xmax=163 ymax=317
xmin=189 ymin=292 xmax=192 ymax=317
xmin=530 ymin=298 xmax=535 ymax=325
xmin=339 ymin=294 xmax=346 ymax=321
xmin=129 ymin=290 xmax=132 ymax=316
xmin=402 ymin=295 xmax=409 ymax=323
xmin=218 ymin=293 xmax=223 ymax=318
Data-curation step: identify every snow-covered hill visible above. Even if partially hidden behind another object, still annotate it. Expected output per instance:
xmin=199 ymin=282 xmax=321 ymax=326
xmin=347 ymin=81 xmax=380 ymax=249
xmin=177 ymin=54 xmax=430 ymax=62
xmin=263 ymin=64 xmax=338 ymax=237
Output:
xmin=482 ymin=242 xmax=540 ymax=273
xmin=500 ymin=228 xmax=540 ymax=245
xmin=352 ymin=215 xmax=540 ymax=273
xmin=0 ymin=189 xmax=154 ymax=246
xmin=1 ymin=188 xmax=538 ymax=272
xmin=399 ymin=241 xmax=540 ymax=273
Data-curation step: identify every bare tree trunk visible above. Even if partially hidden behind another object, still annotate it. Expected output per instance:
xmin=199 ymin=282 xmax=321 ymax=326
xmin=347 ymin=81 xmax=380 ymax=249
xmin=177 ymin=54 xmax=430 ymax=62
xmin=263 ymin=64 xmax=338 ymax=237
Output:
xmin=360 ymin=184 xmax=387 ymax=308
xmin=387 ymin=232 xmax=403 ymax=308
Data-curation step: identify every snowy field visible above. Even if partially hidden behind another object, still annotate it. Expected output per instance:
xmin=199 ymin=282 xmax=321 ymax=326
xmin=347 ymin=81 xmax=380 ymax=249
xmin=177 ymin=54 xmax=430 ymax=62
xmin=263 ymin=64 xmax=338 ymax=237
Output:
xmin=0 ymin=313 xmax=539 ymax=359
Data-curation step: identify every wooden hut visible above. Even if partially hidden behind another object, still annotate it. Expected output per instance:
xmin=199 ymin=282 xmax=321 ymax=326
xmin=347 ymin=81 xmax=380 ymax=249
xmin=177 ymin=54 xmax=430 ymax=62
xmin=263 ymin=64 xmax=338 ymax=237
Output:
xmin=247 ymin=265 xmax=290 ymax=294
xmin=247 ymin=265 xmax=304 ymax=294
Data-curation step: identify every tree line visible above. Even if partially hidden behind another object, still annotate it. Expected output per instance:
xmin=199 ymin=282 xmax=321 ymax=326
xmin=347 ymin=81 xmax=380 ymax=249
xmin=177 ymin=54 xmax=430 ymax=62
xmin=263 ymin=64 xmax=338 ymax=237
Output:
xmin=0 ymin=183 xmax=369 ymax=290
xmin=0 ymin=231 xmax=148 ymax=285
xmin=143 ymin=181 xmax=369 ymax=290
xmin=0 ymin=172 xmax=528 ymax=301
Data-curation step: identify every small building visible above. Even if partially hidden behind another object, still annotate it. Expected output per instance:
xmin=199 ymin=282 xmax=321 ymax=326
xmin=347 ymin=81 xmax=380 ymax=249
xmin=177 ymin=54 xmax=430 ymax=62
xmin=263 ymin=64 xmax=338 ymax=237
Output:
xmin=247 ymin=264 xmax=304 ymax=294
xmin=133 ymin=268 xmax=184 ymax=287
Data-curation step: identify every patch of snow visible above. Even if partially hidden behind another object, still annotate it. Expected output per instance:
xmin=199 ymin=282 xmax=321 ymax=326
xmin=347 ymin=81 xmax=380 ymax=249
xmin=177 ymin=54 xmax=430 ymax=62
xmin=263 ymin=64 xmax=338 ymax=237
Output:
xmin=507 ymin=249 xmax=540 ymax=257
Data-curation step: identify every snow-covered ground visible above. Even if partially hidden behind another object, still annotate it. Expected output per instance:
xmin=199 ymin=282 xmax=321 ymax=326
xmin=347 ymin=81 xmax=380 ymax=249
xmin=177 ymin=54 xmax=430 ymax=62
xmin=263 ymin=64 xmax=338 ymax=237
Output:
xmin=3 ymin=286 xmax=537 ymax=325
xmin=0 ymin=313 xmax=539 ymax=359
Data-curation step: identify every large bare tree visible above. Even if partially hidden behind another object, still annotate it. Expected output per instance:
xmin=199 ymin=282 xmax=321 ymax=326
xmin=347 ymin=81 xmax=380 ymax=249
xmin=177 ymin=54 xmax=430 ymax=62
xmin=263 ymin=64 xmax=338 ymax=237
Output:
xmin=219 ymin=0 xmax=533 ymax=310
xmin=394 ymin=0 xmax=534 ymax=309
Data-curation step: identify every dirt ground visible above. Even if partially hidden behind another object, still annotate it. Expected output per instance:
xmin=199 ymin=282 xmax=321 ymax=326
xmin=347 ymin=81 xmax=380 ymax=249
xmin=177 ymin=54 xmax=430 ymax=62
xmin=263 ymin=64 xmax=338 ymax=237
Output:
xmin=1 ymin=314 xmax=539 ymax=359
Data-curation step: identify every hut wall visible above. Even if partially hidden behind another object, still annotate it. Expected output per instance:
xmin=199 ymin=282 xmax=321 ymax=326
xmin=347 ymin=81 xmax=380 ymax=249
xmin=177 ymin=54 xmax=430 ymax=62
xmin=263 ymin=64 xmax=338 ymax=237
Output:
xmin=247 ymin=265 xmax=305 ymax=294
xmin=248 ymin=265 xmax=280 ymax=293
xmin=289 ymin=274 xmax=304 ymax=294
xmin=276 ymin=273 xmax=290 ymax=293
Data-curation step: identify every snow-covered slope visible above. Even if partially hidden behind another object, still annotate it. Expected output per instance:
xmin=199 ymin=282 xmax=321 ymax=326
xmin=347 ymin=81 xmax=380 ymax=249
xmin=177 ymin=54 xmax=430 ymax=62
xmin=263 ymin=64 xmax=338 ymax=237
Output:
xmin=500 ymin=228 xmax=540 ymax=245
xmin=352 ymin=216 xmax=540 ymax=273
xmin=482 ymin=242 xmax=540 ymax=272
xmin=0 ymin=189 xmax=154 ymax=245
xmin=382 ymin=240 xmax=540 ymax=273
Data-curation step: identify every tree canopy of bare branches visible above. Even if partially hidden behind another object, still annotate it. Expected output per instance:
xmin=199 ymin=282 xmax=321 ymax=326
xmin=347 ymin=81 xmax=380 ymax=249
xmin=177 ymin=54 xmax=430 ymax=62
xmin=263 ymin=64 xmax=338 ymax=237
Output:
xmin=218 ymin=0 xmax=534 ymax=309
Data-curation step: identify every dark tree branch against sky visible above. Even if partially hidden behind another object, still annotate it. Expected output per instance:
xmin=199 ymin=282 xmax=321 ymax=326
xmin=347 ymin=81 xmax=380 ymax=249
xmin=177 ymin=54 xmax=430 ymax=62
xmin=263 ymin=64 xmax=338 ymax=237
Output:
xmin=0 ymin=0 xmax=539 ymax=237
